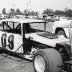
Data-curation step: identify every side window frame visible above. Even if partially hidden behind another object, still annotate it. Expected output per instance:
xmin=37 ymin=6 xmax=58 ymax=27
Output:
xmin=3 ymin=21 xmax=12 ymax=30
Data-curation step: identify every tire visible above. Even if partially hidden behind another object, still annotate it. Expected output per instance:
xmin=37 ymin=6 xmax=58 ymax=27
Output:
xmin=57 ymin=30 xmax=66 ymax=37
xmin=33 ymin=48 xmax=62 ymax=72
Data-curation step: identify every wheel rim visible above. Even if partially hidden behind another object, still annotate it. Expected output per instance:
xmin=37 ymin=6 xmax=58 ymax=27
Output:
xmin=34 ymin=55 xmax=45 ymax=72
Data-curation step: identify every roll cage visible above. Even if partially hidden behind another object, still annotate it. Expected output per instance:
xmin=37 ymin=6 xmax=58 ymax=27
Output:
xmin=0 ymin=21 xmax=21 ymax=34
xmin=0 ymin=19 xmax=46 ymax=34
xmin=69 ymin=21 xmax=72 ymax=54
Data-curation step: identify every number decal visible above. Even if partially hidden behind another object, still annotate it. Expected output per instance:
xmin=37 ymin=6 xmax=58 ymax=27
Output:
xmin=1 ymin=34 xmax=14 ymax=50
xmin=8 ymin=35 xmax=14 ymax=50
xmin=1 ymin=34 xmax=7 ymax=47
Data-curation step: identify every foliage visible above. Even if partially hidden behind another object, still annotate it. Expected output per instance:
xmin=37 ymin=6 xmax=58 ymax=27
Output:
xmin=65 ymin=9 xmax=72 ymax=17
xmin=15 ymin=8 xmax=22 ymax=15
xmin=1 ymin=7 xmax=72 ymax=18
xmin=43 ymin=8 xmax=72 ymax=17
xmin=23 ymin=9 xmax=30 ymax=16
xmin=54 ymin=10 xmax=65 ymax=15
xmin=30 ymin=11 xmax=39 ymax=16
xmin=23 ymin=9 xmax=38 ymax=16
xmin=42 ymin=8 xmax=54 ymax=15
xmin=9 ymin=8 xmax=15 ymax=15
xmin=2 ymin=8 xmax=6 ymax=15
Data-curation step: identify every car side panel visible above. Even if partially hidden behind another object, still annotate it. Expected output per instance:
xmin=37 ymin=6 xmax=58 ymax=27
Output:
xmin=0 ymin=31 xmax=23 ymax=53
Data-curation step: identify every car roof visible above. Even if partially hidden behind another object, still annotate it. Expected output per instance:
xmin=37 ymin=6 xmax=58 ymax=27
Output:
xmin=0 ymin=18 xmax=46 ymax=24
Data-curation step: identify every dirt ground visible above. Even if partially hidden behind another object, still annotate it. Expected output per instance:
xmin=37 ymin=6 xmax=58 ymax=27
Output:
xmin=0 ymin=52 xmax=34 ymax=72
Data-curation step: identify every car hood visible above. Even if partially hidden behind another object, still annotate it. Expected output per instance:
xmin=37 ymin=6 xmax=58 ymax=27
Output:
xmin=25 ymin=32 xmax=69 ymax=47
xmin=54 ymin=20 xmax=72 ymax=27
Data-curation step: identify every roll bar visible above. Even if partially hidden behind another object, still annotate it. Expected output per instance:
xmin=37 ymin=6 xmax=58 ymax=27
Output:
xmin=69 ymin=21 xmax=72 ymax=54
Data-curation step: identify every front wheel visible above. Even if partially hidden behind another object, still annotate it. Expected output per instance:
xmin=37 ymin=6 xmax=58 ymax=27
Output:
xmin=33 ymin=48 xmax=62 ymax=72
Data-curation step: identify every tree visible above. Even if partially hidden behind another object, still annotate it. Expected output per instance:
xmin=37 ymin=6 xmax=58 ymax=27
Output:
xmin=65 ymin=9 xmax=72 ymax=17
xmin=30 ymin=11 xmax=39 ymax=16
xmin=15 ymin=8 xmax=22 ymax=15
xmin=54 ymin=10 xmax=65 ymax=15
xmin=24 ymin=9 xmax=30 ymax=16
xmin=2 ymin=8 xmax=6 ymax=15
xmin=23 ymin=9 xmax=39 ymax=16
xmin=9 ymin=8 xmax=15 ymax=15
xmin=42 ymin=8 xmax=54 ymax=15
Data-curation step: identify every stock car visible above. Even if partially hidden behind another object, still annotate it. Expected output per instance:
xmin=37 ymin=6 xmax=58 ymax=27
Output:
xmin=0 ymin=18 xmax=47 ymax=58
xmin=0 ymin=18 xmax=71 ymax=72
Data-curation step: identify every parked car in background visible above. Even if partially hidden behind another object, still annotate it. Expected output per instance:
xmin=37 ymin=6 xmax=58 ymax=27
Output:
xmin=59 ymin=17 xmax=68 ymax=21
xmin=46 ymin=19 xmax=72 ymax=38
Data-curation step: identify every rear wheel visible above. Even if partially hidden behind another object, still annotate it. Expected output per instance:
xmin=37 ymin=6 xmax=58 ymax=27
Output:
xmin=33 ymin=48 xmax=62 ymax=72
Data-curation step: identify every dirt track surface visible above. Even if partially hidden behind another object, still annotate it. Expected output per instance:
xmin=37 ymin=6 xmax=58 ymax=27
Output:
xmin=0 ymin=53 xmax=34 ymax=72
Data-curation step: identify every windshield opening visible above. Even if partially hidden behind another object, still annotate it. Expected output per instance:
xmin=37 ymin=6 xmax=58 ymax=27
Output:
xmin=29 ymin=22 xmax=46 ymax=33
xmin=23 ymin=22 xmax=46 ymax=34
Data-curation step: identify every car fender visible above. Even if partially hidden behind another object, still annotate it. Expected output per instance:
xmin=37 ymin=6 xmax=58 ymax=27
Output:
xmin=56 ymin=42 xmax=71 ymax=55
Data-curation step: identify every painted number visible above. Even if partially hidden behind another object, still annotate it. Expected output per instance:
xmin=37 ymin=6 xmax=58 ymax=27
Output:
xmin=8 ymin=35 xmax=14 ymax=50
xmin=1 ymin=34 xmax=14 ymax=50
xmin=1 ymin=34 xmax=7 ymax=47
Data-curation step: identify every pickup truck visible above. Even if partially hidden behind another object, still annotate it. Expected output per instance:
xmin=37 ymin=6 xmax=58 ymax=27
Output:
xmin=46 ymin=19 xmax=72 ymax=38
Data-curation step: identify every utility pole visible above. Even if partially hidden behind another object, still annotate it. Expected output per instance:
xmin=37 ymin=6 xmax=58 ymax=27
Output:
xmin=29 ymin=0 xmax=31 ymax=12
xmin=26 ymin=0 xmax=31 ymax=15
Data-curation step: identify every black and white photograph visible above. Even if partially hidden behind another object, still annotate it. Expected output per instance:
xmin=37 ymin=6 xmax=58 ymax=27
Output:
xmin=0 ymin=0 xmax=71 ymax=72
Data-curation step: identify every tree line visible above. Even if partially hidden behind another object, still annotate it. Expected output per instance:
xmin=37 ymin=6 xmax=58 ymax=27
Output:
xmin=43 ymin=8 xmax=72 ymax=17
xmin=2 ymin=8 xmax=39 ymax=16
xmin=2 ymin=7 xmax=72 ymax=17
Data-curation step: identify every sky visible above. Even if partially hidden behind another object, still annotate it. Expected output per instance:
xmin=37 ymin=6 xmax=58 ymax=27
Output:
xmin=0 ymin=0 xmax=72 ymax=14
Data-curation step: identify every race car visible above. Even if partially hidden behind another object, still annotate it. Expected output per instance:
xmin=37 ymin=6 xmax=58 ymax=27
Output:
xmin=0 ymin=18 xmax=71 ymax=72
xmin=0 ymin=18 xmax=47 ymax=59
